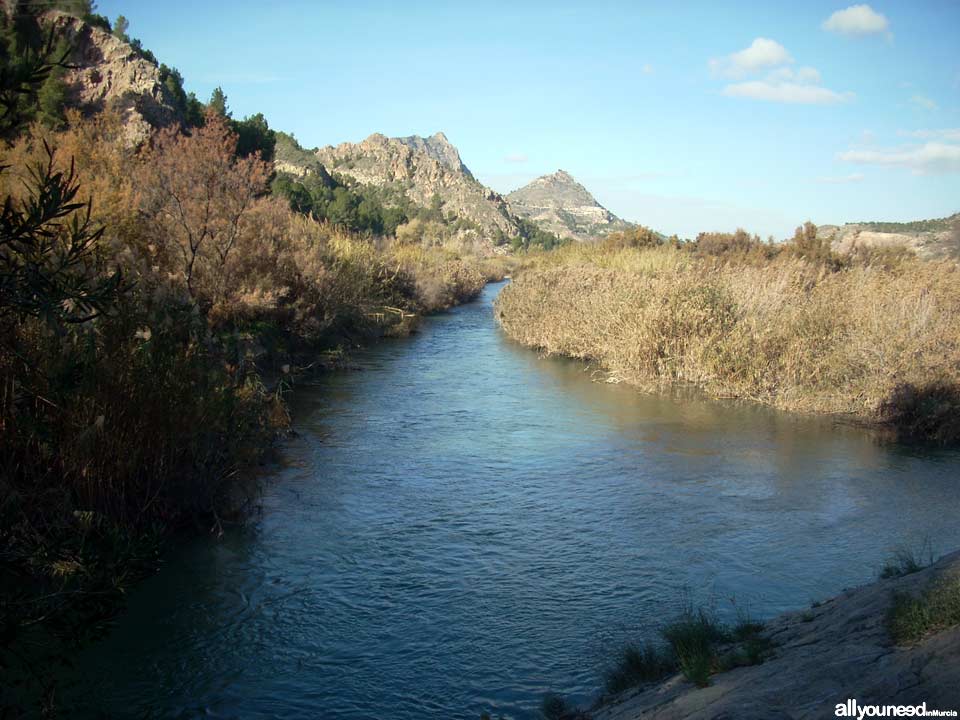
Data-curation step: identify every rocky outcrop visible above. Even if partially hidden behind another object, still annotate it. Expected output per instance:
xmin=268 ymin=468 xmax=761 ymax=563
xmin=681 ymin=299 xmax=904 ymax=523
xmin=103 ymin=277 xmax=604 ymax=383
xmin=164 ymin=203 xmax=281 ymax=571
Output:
xmin=593 ymin=551 xmax=960 ymax=720
xmin=507 ymin=170 xmax=631 ymax=241
xmin=819 ymin=214 xmax=960 ymax=261
xmin=43 ymin=12 xmax=182 ymax=144
xmin=314 ymin=132 xmax=522 ymax=245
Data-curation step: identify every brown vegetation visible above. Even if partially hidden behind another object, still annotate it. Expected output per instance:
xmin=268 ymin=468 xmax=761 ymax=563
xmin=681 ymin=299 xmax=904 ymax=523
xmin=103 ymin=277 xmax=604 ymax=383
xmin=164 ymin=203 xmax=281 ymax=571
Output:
xmin=0 ymin=108 xmax=490 ymax=710
xmin=495 ymin=233 xmax=960 ymax=444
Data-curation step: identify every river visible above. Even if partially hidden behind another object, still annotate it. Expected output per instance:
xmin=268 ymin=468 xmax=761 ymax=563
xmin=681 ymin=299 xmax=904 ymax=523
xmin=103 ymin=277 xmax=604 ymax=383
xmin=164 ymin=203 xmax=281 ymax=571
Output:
xmin=67 ymin=281 xmax=960 ymax=719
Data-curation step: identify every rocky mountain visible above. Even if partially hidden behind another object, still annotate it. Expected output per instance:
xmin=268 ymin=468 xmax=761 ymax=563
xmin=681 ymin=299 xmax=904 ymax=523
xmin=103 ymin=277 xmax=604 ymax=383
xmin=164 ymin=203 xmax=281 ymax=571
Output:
xmin=313 ymin=132 xmax=522 ymax=245
xmin=818 ymin=213 xmax=960 ymax=260
xmin=44 ymin=12 xmax=183 ymax=143
xmin=506 ymin=170 xmax=631 ymax=241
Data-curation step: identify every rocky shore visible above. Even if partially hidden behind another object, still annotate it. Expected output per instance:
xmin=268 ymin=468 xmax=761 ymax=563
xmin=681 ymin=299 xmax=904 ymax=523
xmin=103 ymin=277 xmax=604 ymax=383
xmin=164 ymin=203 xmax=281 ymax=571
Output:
xmin=592 ymin=552 xmax=960 ymax=720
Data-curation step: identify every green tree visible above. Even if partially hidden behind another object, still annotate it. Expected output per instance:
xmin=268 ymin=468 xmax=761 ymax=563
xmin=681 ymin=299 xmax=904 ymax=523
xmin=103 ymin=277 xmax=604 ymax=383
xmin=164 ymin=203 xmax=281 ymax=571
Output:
xmin=271 ymin=174 xmax=313 ymax=214
xmin=233 ymin=112 xmax=276 ymax=161
xmin=184 ymin=91 xmax=205 ymax=127
xmin=36 ymin=64 xmax=67 ymax=128
xmin=158 ymin=64 xmax=187 ymax=113
xmin=208 ymin=86 xmax=229 ymax=118
xmin=113 ymin=14 xmax=129 ymax=41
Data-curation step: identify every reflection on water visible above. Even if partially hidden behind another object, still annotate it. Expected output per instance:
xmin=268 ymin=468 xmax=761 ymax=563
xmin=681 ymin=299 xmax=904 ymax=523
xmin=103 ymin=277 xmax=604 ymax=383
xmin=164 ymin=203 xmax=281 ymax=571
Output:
xmin=65 ymin=281 xmax=960 ymax=719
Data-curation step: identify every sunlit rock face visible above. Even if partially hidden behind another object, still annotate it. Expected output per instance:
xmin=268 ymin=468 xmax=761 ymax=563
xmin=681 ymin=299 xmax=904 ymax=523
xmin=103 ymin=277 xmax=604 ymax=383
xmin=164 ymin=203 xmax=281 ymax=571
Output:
xmin=44 ymin=12 xmax=183 ymax=145
xmin=819 ymin=213 xmax=960 ymax=260
xmin=314 ymin=131 xmax=522 ymax=248
xmin=507 ymin=169 xmax=632 ymax=242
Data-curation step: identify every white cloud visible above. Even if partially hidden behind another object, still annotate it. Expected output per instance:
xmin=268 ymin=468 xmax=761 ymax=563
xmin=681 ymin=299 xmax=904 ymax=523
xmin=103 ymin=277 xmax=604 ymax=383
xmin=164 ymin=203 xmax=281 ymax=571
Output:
xmin=723 ymin=81 xmax=850 ymax=104
xmin=710 ymin=40 xmax=848 ymax=105
xmin=796 ymin=66 xmax=822 ymax=84
xmin=910 ymin=94 xmax=939 ymax=111
xmin=816 ymin=173 xmax=865 ymax=184
xmin=641 ymin=63 xmax=654 ymax=75
xmin=822 ymin=4 xmax=891 ymax=37
xmin=899 ymin=128 xmax=960 ymax=141
xmin=709 ymin=38 xmax=792 ymax=78
xmin=839 ymin=142 xmax=960 ymax=174
xmin=503 ymin=153 xmax=528 ymax=164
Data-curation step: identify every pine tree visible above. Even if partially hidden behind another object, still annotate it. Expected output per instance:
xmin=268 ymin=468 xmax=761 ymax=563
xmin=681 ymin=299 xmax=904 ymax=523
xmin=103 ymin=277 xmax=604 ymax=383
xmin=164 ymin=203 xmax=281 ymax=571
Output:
xmin=208 ymin=86 xmax=229 ymax=118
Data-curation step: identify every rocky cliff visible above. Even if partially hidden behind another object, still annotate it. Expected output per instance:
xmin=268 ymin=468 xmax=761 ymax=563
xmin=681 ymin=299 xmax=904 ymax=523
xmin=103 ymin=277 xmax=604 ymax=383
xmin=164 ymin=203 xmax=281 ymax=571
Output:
xmin=507 ymin=170 xmax=631 ymax=242
xmin=819 ymin=213 xmax=960 ymax=261
xmin=313 ymin=132 xmax=522 ymax=245
xmin=43 ymin=12 xmax=183 ymax=144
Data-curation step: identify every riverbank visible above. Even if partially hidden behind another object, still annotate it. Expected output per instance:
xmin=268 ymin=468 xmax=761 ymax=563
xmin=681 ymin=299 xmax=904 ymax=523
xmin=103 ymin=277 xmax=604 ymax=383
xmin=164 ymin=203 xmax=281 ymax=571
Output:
xmin=583 ymin=550 xmax=960 ymax=720
xmin=495 ymin=237 xmax=960 ymax=445
xmin=0 ymin=106 xmax=504 ymax=715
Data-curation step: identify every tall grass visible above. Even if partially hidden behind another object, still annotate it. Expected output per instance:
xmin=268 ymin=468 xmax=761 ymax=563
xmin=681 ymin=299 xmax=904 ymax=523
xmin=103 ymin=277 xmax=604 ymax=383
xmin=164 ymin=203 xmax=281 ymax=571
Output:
xmin=600 ymin=604 xmax=772 ymax=696
xmin=495 ymin=242 xmax=960 ymax=443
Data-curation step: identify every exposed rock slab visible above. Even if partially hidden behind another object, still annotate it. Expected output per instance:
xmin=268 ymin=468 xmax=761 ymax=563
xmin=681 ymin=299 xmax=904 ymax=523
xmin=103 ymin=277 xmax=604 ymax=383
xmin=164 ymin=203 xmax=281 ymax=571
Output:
xmin=44 ymin=12 xmax=182 ymax=144
xmin=819 ymin=215 xmax=959 ymax=261
xmin=593 ymin=551 xmax=960 ymax=720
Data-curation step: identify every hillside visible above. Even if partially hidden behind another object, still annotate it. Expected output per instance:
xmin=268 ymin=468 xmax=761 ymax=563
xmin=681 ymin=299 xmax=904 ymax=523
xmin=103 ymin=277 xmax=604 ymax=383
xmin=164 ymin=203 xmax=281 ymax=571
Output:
xmin=312 ymin=132 xmax=523 ymax=248
xmin=44 ymin=11 xmax=184 ymax=143
xmin=507 ymin=170 xmax=631 ymax=242
xmin=819 ymin=212 xmax=960 ymax=260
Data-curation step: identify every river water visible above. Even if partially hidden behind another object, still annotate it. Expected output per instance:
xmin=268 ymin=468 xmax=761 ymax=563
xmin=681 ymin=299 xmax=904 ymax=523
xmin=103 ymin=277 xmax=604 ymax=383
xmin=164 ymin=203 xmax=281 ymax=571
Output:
xmin=69 ymin=281 xmax=960 ymax=719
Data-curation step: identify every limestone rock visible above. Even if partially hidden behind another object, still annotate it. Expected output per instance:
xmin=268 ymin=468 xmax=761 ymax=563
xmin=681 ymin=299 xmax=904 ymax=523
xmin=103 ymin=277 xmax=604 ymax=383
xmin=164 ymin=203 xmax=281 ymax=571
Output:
xmin=819 ymin=214 xmax=960 ymax=261
xmin=313 ymin=132 xmax=522 ymax=246
xmin=43 ymin=11 xmax=182 ymax=144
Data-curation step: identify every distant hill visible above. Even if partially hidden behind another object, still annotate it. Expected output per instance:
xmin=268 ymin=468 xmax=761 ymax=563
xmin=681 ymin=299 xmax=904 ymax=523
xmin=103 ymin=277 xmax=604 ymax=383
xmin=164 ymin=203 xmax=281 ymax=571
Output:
xmin=506 ymin=170 xmax=631 ymax=242
xmin=853 ymin=215 xmax=958 ymax=235
xmin=819 ymin=212 xmax=960 ymax=260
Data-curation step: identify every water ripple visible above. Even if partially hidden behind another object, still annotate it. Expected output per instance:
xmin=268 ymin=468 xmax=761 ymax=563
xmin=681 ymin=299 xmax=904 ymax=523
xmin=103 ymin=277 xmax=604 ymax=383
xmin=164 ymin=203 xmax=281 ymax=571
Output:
xmin=67 ymin=282 xmax=960 ymax=720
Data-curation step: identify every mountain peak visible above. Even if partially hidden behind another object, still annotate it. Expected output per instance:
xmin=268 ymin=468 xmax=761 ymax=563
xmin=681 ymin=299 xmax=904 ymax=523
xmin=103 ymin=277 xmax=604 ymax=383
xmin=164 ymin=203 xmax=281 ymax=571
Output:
xmin=312 ymin=131 xmax=519 ymax=246
xmin=395 ymin=132 xmax=470 ymax=176
xmin=507 ymin=170 xmax=630 ymax=241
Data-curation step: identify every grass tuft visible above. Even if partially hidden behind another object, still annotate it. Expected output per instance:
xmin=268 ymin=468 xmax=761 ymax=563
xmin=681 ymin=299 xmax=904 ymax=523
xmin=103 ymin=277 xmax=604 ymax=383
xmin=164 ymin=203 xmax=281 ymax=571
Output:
xmin=879 ymin=540 xmax=935 ymax=579
xmin=601 ymin=604 xmax=774 ymax=695
xmin=602 ymin=642 xmax=675 ymax=695
xmin=888 ymin=577 xmax=960 ymax=644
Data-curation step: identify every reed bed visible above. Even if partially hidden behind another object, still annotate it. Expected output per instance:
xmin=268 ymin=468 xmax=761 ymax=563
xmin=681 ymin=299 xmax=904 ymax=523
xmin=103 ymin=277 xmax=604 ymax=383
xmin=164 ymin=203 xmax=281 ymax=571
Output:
xmin=496 ymin=244 xmax=960 ymax=443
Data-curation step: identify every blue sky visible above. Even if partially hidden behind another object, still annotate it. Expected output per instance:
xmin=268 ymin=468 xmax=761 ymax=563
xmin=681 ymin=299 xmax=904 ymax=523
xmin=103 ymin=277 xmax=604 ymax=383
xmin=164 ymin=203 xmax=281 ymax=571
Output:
xmin=98 ymin=0 xmax=959 ymax=238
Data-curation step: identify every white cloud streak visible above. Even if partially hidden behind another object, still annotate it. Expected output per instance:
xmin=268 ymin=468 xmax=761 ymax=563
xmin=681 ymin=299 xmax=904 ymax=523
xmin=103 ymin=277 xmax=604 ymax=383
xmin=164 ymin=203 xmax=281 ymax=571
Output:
xmin=709 ymin=38 xmax=792 ymax=78
xmin=822 ymin=4 xmax=891 ymax=37
xmin=839 ymin=142 xmax=960 ymax=174
xmin=899 ymin=129 xmax=960 ymax=141
xmin=816 ymin=173 xmax=865 ymax=184
xmin=910 ymin=94 xmax=939 ymax=111
xmin=723 ymin=81 xmax=849 ymax=104
xmin=503 ymin=154 xmax=528 ymax=164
